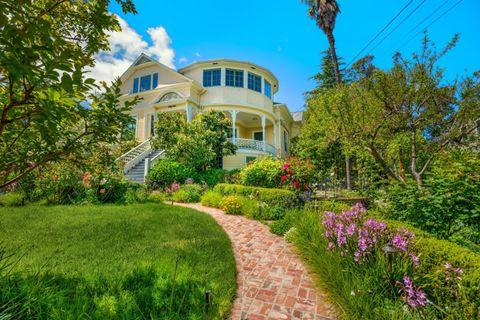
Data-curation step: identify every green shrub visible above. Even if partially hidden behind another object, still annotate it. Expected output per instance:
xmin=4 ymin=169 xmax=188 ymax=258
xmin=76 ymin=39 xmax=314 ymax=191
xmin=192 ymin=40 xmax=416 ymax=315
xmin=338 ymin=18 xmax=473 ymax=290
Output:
xmin=223 ymin=169 xmax=241 ymax=184
xmin=269 ymin=209 xmax=302 ymax=235
xmin=196 ymin=169 xmax=227 ymax=187
xmin=221 ymin=195 xmax=243 ymax=215
xmin=0 ymin=193 xmax=24 ymax=207
xmin=200 ymin=191 xmax=223 ymax=208
xmin=124 ymin=186 xmax=149 ymax=204
xmin=172 ymin=184 xmax=202 ymax=203
xmin=291 ymin=204 xmax=480 ymax=319
xmin=385 ymin=150 xmax=480 ymax=250
xmin=252 ymin=204 xmax=286 ymax=220
xmin=146 ymin=160 xmax=195 ymax=190
xmin=148 ymin=191 xmax=165 ymax=203
xmin=213 ymin=183 xmax=298 ymax=208
xmin=239 ymin=156 xmax=283 ymax=188
xmin=305 ymin=199 xmax=351 ymax=213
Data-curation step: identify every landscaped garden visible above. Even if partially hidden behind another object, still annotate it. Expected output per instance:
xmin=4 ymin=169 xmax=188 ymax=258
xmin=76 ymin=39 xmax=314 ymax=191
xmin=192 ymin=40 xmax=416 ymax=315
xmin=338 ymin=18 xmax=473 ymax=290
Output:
xmin=0 ymin=204 xmax=236 ymax=319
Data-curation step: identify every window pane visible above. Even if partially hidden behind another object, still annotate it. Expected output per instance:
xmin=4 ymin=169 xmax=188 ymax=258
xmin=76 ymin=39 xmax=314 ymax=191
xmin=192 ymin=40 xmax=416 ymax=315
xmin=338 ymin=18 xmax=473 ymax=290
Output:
xmin=212 ymin=69 xmax=221 ymax=86
xmin=253 ymin=131 xmax=263 ymax=141
xmin=133 ymin=78 xmax=139 ymax=93
xmin=152 ymin=73 xmax=158 ymax=88
xmin=203 ymin=70 xmax=211 ymax=87
xmin=264 ymin=80 xmax=271 ymax=98
xmin=140 ymin=75 xmax=151 ymax=92
xmin=248 ymin=73 xmax=261 ymax=92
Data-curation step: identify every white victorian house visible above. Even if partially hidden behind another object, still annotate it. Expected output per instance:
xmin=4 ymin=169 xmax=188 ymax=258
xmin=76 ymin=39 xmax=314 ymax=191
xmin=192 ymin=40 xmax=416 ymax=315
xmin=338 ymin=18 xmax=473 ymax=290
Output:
xmin=116 ymin=54 xmax=303 ymax=182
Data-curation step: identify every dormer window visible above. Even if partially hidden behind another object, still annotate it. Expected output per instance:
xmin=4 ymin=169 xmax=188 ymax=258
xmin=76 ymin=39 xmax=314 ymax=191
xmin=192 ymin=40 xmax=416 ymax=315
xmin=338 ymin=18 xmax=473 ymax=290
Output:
xmin=132 ymin=72 xmax=158 ymax=93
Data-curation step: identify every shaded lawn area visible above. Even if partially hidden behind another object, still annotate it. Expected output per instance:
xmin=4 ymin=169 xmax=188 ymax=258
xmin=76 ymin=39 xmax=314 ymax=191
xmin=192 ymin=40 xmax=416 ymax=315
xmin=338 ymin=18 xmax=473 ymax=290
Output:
xmin=0 ymin=203 xmax=236 ymax=319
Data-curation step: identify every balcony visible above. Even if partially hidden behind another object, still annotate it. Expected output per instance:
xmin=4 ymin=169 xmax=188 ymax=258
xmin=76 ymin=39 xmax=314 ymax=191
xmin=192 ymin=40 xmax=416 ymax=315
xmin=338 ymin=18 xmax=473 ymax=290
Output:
xmin=229 ymin=138 xmax=276 ymax=156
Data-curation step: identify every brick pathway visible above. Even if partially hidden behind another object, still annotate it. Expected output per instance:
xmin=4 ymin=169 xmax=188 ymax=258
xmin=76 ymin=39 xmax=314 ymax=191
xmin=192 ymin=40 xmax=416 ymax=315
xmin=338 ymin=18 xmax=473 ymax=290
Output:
xmin=174 ymin=203 xmax=335 ymax=320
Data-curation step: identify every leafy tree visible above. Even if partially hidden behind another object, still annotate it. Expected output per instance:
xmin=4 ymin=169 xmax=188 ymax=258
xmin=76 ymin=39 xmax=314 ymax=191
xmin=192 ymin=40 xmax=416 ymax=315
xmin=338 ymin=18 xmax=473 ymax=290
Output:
xmin=151 ymin=111 xmax=236 ymax=171
xmin=0 ymin=0 xmax=138 ymax=189
xmin=303 ymin=34 xmax=480 ymax=188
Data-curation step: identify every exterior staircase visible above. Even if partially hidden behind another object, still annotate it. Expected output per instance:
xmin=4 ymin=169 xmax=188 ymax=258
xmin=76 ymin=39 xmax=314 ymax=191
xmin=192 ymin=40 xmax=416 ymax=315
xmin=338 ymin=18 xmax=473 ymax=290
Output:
xmin=116 ymin=139 xmax=165 ymax=184
xmin=124 ymin=150 xmax=163 ymax=183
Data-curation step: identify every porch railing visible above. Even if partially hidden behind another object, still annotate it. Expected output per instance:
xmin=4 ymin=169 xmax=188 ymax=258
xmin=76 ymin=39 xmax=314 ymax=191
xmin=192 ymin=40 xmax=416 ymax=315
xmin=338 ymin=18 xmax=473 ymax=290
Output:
xmin=229 ymin=138 xmax=276 ymax=156
xmin=115 ymin=139 xmax=152 ymax=173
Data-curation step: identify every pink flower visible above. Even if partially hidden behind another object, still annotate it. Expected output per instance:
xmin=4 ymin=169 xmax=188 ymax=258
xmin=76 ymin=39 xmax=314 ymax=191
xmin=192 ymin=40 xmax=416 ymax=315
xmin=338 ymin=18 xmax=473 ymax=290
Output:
xmin=282 ymin=163 xmax=290 ymax=171
xmin=281 ymin=175 xmax=287 ymax=182
xmin=293 ymin=181 xmax=300 ymax=189
xmin=409 ymin=253 xmax=420 ymax=266
xmin=287 ymin=170 xmax=293 ymax=175
xmin=399 ymin=276 xmax=427 ymax=308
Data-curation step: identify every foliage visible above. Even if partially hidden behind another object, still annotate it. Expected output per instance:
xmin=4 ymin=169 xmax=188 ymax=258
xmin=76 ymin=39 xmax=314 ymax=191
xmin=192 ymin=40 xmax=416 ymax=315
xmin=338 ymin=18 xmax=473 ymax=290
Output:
xmin=239 ymin=156 xmax=283 ymax=188
xmin=124 ymin=185 xmax=149 ymax=204
xmin=146 ymin=160 xmax=195 ymax=190
xmin=0 ymin=0 xmax=139 ymax=189
xmin=152 ymin=110 xmax=236 ymax=171
xmin=147 ymin=191 xmax=165 ymax=204
xmin=221 ymin=195 xmax=243 ymax=215
xmin=385 ymin=150 xmax=480 ymax=251
xmin=292 ymin=204 xmax=480 ymax=319
xmin=200 ymin=191 xmax=224 ymax=208
xmin=0 ymin=204 xmax=236 ymax=319
xmin=0 ymin=192 xmax=24 ymax=207
xmin=300 ymin=35 xmax=480 ymax=188
xmin=269 ymin=209 xmax=303 ymax=236
xmin=172 ymin=184 xmax=203 ymax=203
xmin=280 ymin=156 xmax=317 ymax=191
xmin=214 ymin=183 xmax=298 ymax=209
xmin=195 ymin=168 xmax=228 ymax=187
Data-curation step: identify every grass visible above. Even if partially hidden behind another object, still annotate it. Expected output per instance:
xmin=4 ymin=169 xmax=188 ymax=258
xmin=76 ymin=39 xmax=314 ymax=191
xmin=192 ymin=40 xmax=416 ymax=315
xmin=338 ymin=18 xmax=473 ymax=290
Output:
xmin=0 ymin=203 xmax=236 ymax=319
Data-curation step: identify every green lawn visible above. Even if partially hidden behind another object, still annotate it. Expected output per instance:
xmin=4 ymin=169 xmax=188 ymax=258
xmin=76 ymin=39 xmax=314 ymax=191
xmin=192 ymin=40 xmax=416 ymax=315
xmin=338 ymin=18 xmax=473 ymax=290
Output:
xmin=0 ymin=203 xmax=236 ymax=319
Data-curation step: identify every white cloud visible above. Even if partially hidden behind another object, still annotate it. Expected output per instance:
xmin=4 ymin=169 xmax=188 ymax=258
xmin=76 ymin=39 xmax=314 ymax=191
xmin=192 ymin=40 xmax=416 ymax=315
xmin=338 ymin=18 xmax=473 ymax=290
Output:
xmin=178 ymin=56 xmax=188 ymax=64
xmin=195 ymin=52 xmax=201 ymax=57
xmin=87 ymin=15 xmax=176 ymax=84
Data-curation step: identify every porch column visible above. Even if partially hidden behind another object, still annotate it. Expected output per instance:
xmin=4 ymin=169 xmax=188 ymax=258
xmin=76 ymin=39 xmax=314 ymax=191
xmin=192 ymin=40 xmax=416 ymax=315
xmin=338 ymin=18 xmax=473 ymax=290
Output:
xmin=231 ymin=110 xmax=238 ymax=143
xmin=261 ymin=115 xmax=266 ymax=151
xmin=186 ymin=104 xmax=193 ymax=122
xmin=143 ymin=112 xmax=147 ymax=141
xmin=134 ymin=112 xmax=138 ymax=141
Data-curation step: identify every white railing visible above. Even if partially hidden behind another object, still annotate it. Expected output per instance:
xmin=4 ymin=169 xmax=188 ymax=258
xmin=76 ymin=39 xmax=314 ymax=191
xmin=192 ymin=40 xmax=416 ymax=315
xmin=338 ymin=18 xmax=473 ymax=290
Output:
xmin=116 ymin=139 xmax=152 ymax=173
xmin=229 ymin=138 xmax=276 ymax=155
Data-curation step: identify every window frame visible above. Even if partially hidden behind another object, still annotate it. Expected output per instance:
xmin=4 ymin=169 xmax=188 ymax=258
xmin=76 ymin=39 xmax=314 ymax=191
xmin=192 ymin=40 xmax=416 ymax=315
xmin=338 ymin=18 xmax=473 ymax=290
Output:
xmin=152 ymin=73 xmax=158 ymax=89
xmin=133 ymin=78 xmax=139 ymax=93
xmin=264 ymin=80 xmax=272 ymax=99
xmin=252 ymin=131 xmax=263 ymax=141
xmin=226 ymin=69 xmax=244 ymax=87
xmin=203 ymin=68 xmax=221 ymax=87
xmin=139 ymin=74 xmax=152 ymax=92
xmin=248 ymin=72 xmax=262 ymax=93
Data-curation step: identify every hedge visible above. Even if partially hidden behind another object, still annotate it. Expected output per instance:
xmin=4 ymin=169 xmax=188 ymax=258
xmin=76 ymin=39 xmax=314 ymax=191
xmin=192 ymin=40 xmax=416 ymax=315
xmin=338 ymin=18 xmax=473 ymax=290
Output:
xmin=213 ymin=183 xmax=298 ymax=208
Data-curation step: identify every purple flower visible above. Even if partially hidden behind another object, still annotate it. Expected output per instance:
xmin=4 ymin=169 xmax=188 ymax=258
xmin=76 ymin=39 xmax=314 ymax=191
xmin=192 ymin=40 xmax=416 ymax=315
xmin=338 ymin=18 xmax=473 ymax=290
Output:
xmin=409 ymin=253 xmax=420 ymax=266
xmin=392 ymin=234 xmax=408 ymax=252
xmin=346 ymin=223 xmax=356 ymax=236
xmin=399 ymin=276 xmax=427 ymax=308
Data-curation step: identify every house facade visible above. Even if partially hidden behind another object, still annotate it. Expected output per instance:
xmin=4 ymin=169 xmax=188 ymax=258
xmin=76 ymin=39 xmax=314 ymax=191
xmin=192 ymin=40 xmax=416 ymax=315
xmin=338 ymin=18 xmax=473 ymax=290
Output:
xmin=118 ymin=54 xmax=303 ymax=171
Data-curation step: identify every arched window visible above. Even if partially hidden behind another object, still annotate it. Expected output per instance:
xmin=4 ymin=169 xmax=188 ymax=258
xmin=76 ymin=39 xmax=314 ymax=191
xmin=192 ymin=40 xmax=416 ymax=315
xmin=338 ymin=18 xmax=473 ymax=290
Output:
xmin=157 ymin=92 xmax=182 ymax=103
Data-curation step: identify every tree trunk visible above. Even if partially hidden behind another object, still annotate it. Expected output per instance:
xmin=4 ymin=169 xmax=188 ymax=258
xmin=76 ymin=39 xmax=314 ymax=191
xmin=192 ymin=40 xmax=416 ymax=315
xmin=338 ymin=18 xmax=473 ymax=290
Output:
xmin=326 ymin=32 xmax=342 ymax=88
xmin=326 ymin=31 xmax=351 ymax=189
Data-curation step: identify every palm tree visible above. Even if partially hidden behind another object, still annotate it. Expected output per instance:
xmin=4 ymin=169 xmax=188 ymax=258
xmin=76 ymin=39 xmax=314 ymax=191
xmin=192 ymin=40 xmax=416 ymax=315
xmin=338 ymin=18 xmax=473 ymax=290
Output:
xmin=302 ymin=0 xmax=342 ymax=85
xmin=301 ymin=0 xmax=352 ymax=190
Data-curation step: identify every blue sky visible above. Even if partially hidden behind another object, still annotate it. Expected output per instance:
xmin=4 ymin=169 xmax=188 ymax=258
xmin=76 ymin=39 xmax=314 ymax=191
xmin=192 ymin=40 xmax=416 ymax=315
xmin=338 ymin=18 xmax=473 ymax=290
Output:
xmin=108 ymin=0 xmax=480 ymax=112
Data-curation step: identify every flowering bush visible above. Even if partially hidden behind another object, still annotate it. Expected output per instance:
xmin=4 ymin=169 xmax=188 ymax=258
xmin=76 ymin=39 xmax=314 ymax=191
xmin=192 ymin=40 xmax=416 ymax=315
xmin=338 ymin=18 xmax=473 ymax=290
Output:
xmin=280 ymin=156 xmax=316 ymax=192
xmin=290 ymin=203 xmax=479 ymax=319
xmin=221 ymin=195 xmax=243 ymax=215
xmin=239 ymin=156 xmax=283 ymax=188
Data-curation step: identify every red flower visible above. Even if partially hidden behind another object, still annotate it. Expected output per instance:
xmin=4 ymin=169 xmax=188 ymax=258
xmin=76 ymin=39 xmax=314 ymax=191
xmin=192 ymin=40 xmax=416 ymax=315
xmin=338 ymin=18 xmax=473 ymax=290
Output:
xmin=281 ymin=175 xmax=287 ymax=182
xmin=288 ymin=170 xmax=293 ymax=175
xmin=293 ymin=181 xmax=300 ymax=189
xmin=282 ymin=163 xmax=290 ymax=171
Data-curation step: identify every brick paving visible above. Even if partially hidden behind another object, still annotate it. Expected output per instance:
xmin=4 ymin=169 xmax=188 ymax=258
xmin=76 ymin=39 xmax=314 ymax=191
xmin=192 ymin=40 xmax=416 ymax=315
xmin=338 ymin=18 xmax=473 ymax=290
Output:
xmin=174 ymin=203 xmax=335 ymax=320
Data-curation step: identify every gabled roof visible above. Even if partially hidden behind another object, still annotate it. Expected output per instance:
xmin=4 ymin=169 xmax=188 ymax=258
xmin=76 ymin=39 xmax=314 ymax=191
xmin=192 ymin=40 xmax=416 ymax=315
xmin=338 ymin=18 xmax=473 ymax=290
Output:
xmin=119 ymin=53 xmax=193 ymax=84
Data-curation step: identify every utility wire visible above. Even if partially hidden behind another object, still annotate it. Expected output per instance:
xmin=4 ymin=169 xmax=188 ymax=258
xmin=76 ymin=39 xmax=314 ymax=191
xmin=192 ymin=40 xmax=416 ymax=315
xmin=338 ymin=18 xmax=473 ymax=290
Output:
xmin=363 ymin=0 xmax=428 ymax=58
xmin=397 ymin=0 xmax=464 ymax=50
xmin=399 ymin=0 xmax=452 ymax=42
xmin=346 ymin=0 xmax=415 ymax=67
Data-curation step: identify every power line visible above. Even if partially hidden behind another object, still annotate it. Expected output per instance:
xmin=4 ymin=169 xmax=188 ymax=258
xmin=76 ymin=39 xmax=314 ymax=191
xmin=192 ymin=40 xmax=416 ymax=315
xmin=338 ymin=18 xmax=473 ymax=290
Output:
xmin=399 ymin=0 xmax=452 ymax=43
xmin=397 ymin=0 xmax=464 ymax=50
xmin=364 ymin=0 xmax=428 ymax=58
xmin=346 ymin=0 xmax=415 ymax=67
